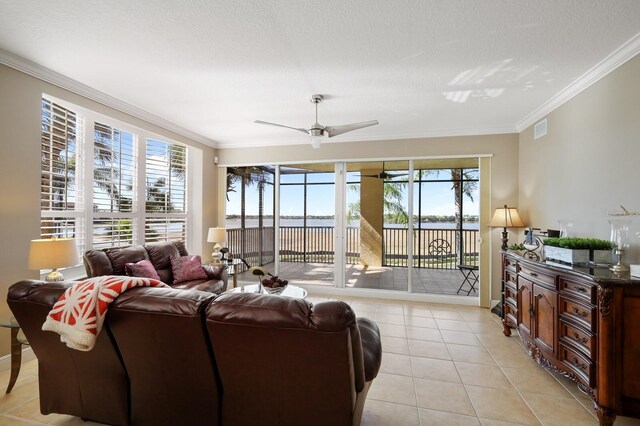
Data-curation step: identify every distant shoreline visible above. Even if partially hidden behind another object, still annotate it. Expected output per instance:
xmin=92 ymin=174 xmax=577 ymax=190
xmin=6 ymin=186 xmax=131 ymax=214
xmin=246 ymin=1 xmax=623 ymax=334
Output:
xmin=227 ymin=214 xmax=480 ymax=223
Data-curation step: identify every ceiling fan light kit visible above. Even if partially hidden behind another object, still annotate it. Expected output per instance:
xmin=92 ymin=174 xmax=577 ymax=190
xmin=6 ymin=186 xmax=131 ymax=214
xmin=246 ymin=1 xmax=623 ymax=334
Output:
xmin=255 ymin=94 xmax=378 ymax=148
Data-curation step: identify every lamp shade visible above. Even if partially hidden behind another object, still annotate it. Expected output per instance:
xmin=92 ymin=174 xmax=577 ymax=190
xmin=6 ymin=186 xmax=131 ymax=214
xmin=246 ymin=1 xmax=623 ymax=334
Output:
xmin=207 ymin=227 xmax=227 ymax=243
xmin=28 ymin=238 xmax=79 ymax=270
xmin=488 ymin=205 xmax=525 ymax=228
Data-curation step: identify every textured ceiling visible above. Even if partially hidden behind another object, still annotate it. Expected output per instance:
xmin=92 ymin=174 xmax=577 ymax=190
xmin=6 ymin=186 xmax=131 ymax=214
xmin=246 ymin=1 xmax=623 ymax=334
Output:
xmin=1 ymin=0 xmax=639 ymax=148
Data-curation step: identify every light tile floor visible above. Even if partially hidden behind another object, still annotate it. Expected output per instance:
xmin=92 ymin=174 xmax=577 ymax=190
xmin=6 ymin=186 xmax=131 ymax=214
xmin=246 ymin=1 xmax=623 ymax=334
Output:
xmin=2 ymin=296 xmax=639 ymax=425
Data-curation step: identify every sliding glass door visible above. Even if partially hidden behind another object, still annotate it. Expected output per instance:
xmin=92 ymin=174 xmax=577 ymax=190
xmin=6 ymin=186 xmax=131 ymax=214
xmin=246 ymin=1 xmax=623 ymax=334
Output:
xmin=343 ymin=160 xmax=410 ymax=291
xmin=224 ymin=158 xmax=481 ymax=300
xmin=277 ymin=164 xmax=336 ymax=286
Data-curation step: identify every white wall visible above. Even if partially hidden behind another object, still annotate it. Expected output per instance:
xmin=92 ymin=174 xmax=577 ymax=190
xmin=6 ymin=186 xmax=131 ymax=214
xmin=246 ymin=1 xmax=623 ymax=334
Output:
xmin=519 ymin=54 xmax=640 ymax=264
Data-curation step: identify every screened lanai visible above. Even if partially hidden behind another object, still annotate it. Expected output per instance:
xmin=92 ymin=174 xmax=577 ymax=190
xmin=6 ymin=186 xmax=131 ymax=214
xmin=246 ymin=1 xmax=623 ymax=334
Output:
xmin=224 ymin=158 xmax=480 ymax=297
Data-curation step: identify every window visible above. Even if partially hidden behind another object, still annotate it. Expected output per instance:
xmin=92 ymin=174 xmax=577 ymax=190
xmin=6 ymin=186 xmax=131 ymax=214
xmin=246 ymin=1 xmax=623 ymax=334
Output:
xmin=40 ymin=98 xmax=85 ymax=253
xmin=39 ymin=96 xmax=192 ymax=266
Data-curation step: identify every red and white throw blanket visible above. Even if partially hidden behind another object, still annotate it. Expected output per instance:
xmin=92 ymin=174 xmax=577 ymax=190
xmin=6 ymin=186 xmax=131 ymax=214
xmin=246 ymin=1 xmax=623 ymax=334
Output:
xmin=42 ymin=275 xmax=168 ymax=351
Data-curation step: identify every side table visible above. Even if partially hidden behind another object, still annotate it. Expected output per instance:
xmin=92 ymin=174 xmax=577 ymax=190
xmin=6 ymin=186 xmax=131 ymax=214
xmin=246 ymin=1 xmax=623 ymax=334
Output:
xmin=0 ymin=316 xmax=29 ymax=393
xmin=210 ymin=259 xmax=245 ymax=289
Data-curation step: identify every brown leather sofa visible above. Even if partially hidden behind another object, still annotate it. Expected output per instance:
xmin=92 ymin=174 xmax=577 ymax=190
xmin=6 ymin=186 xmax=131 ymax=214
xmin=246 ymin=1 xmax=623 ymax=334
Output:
xmin=7 ymin=280 xmax=382 ymax=426
xmin=83 ymin=240 xmax=228 ymax=293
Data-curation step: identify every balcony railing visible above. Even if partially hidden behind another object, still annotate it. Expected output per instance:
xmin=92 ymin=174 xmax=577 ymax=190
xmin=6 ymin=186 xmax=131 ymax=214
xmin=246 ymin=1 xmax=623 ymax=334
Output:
xmin=227 ymin=226 xmax=478 ymax=271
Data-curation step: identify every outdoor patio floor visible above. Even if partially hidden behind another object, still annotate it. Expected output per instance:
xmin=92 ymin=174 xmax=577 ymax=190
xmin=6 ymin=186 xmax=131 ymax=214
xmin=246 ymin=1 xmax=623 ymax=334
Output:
xmin=235 ymin=262 xmax=479 ymax=297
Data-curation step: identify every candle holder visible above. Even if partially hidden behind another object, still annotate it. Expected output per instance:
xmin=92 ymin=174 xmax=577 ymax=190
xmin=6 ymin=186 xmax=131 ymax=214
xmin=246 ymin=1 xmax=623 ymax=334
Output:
xmin=609 ymin=219 xmax=631 ymax=273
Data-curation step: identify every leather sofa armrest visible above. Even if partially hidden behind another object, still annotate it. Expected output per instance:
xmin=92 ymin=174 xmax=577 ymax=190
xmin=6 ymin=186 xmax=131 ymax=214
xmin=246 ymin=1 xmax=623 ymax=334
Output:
xmin=357 ymin=317 xmax=382 ymax=382
xmin=203 ymin=263 xmax=228 ymax=284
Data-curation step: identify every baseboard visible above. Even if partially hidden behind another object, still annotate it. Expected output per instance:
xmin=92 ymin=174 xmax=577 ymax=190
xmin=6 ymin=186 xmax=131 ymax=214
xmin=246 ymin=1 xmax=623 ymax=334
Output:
xmin=0 ymin=347 xmax=36 ymax=373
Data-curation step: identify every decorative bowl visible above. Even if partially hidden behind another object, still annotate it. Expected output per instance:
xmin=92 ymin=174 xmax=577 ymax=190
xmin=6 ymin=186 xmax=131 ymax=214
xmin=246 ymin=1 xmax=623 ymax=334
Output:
xmin=261 ymin=284 xmax=287 ymax=295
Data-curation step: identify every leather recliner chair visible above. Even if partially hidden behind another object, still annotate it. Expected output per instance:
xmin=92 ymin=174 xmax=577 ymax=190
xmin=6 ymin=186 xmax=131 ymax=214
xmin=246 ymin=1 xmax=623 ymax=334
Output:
xmin=206 ymin=292 xmax=382 ymax=426
xmin=8 ymin=280 xmax=130 ymax=425
xmin=108 ymin=286 xmax=221 ymax=426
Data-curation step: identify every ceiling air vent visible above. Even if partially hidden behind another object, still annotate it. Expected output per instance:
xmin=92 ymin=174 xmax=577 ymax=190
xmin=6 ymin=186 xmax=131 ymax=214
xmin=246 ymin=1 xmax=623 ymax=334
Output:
xmin=534 ymin=118 xmax=547 ymax=140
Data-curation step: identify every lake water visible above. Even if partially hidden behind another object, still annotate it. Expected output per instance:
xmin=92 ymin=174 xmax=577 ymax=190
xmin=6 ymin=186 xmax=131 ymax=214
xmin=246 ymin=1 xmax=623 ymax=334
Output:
xmin=226 ymin=218 xmax=479 ymax=229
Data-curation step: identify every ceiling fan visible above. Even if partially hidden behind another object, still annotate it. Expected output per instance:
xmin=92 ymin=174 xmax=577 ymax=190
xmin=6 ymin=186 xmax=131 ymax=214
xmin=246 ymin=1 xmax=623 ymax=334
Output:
xmin=361 ymin=163 xmax=409 ymax=179
xmin=254 ymin=94 xmax=379 ymax=148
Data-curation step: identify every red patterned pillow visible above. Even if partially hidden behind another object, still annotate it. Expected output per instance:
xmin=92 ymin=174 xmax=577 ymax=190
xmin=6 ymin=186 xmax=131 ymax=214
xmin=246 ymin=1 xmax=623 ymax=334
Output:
xmin=170 ymin=255 xmax=208 ymax=284
xmin=125 ymin=259 xmax=161 ymax=281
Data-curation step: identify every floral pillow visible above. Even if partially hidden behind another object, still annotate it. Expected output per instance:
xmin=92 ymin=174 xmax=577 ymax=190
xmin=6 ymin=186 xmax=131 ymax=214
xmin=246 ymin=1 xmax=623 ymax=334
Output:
xmin=170 ymin=255 xmax=208 ymax=284
xmin=125 ymin=259 xmax=162 ymax=281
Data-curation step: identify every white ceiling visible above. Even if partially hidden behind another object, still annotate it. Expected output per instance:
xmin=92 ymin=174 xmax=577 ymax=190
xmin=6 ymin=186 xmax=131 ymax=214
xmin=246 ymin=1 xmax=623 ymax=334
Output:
xmin=1 ymin=0 xmax=640 ymax=149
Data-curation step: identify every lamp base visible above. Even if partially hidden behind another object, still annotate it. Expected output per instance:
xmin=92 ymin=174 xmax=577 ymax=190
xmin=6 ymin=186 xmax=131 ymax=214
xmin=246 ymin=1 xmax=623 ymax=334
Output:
xmin=500 ymin=228 xmax=509 ymax=251
xmin=211 ymin=252 xmax=223 ymax=262
xmin=45 ymin=269 xmax=64 ymax=282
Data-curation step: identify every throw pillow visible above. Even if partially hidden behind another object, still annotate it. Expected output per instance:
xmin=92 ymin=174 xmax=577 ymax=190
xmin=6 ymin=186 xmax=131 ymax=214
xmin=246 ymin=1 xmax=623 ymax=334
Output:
xmin=171 ymin=255 xmax=208 ymax=284
xmin=125 ymin=259 xmax=162 ymax=281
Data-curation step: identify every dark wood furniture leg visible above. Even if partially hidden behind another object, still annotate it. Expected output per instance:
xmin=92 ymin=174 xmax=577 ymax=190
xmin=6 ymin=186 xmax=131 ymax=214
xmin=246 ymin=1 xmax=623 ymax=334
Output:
xmin=6 ymin=327 xmax=22 ymax=393
xmin=596 ymin=405 xmax=615 ymax=426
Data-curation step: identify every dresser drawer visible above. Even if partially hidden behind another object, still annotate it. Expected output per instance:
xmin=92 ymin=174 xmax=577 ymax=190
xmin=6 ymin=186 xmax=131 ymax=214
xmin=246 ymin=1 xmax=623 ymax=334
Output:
xmin=504 ymin=304 xmax=517 ymax=328
xmin=560 ymin=278 xmax=595 ymax=304
xmin=560 ymin=344 xmax=594 ymax=388
xmin=519 ymin=264 xmax=556 ymax=289
xmin=505 ymin=269 xmax=517 ymax=285
xmin=560 ymin=297 xmax=595 ymax=332
xmin=504 ymin=255 xmax=517 ymax=270
xmin=560 ymin=320 xmax=594 ymax=360
xmin=505 ymin=284 xmax=517 ymax=301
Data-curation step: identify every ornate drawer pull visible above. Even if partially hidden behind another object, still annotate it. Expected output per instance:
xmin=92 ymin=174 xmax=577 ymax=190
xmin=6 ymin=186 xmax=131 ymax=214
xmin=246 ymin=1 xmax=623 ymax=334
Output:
xmin=572 ymin=307 xmax=589 ymax=317
xmin=573 ymin=332 xmax=588 ymax=344
xmin=530 ymin=272 xmax=538 ymax=277
xmin=575 ymin=286 xmax=587 ymax=293
xmin=573 ymin=357 xmax=588 ymax=371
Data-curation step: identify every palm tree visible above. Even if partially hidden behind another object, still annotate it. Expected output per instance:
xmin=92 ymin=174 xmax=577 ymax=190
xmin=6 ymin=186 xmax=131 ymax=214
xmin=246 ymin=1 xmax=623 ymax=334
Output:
xmin=383 ymin=180 xmax=409 ymax=224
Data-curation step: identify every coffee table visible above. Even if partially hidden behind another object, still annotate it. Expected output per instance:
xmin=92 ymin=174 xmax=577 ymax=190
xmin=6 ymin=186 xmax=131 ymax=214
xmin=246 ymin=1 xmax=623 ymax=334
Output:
xmin=228 ymin=284 xmax=308 ymax=299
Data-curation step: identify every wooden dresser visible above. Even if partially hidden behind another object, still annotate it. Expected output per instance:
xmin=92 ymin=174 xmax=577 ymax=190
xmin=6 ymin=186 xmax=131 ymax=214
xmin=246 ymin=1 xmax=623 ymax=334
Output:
xmin=501 ymin=252 xmax=640 ymax=425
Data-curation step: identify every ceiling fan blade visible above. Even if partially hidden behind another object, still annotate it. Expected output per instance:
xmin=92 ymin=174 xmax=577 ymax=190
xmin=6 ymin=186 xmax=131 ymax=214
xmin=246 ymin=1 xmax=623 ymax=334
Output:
xmin=324 ymin=120 xmax=379 ymax=138
xmin=361 ymin=172 xmax=408 ymax=179
xmin=254 ymin=120 xmax=309 ymax=134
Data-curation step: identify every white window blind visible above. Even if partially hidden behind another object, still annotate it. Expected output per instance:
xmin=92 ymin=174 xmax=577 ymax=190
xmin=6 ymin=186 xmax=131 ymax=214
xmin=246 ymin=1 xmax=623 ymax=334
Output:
xmin=40 ymin=98 xmax=85 ymax=257
xmin=145 ymin=139 xmax=188 ymax=242
xmin=92 ymin=122 xmax=137 ymax=249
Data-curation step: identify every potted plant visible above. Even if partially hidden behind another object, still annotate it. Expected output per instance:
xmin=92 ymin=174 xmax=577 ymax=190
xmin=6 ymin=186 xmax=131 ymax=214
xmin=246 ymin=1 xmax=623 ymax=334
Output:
xmin=543 ymin=237 xmax=613 ymax=265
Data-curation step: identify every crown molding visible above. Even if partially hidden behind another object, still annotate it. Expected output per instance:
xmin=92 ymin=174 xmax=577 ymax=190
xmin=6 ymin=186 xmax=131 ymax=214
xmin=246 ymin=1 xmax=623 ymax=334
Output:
xmin=0 ymin=48 xmax=218 ymax=148
xmin=516 ymin=32 xmax=640 ymax=132
xmin=216 ymin=125 xmax=517 ymax=149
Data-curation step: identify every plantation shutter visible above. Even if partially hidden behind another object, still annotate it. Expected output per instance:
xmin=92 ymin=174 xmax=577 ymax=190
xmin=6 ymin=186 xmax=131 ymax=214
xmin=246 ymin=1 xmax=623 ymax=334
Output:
xmin=145 ymin=139 xmax=188 ymax=242
xmin=40 ymin=97 xmax=85 ymax=258
xmin=92 ymin=122 xmax=137 ymax=249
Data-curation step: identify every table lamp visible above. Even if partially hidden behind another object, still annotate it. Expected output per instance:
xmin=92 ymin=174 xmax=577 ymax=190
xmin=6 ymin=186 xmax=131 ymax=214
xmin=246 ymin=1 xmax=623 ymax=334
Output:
xmin=28 ymin=238 xmax=79 ymax=282
xmin=488 ymin=205 xmax=526 ymax=250
xmin=207 ymin=227 xmax=227 ymax=261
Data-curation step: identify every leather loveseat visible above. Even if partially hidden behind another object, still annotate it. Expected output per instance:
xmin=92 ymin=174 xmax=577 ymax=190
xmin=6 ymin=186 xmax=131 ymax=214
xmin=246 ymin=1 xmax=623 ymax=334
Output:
xmin=7 ymin=280 xmax=382 ymax=426
xmin=83 ymin=240 xmax=228 ymax=294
